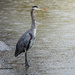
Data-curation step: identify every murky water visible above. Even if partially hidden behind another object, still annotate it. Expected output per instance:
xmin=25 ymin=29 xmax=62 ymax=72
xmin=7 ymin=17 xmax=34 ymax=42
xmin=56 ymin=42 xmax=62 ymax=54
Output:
xmin=0 ymin=0 xmax=75 ymax=75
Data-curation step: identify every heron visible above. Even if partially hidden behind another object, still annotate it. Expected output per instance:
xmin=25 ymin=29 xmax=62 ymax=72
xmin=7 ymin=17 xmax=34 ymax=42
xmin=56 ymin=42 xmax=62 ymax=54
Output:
xmin=15 ymin=6 xmax=46 ymax=67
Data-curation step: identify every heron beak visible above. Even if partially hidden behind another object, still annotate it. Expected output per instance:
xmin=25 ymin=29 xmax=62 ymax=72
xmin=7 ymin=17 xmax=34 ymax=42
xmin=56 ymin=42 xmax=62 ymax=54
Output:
xmin=39 ymin=7 xmax=46 ymax=10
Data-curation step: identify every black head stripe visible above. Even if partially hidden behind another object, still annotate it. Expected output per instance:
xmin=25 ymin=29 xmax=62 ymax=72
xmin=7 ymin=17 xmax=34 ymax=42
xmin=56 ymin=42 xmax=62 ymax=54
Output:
xmin=32 ymin=6 xmax=38 ymax=8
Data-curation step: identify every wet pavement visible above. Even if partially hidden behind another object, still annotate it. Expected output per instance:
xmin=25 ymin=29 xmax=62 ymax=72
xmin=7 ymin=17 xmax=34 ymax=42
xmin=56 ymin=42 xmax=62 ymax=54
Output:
xmin=0 ymin=0 xmax=75 ymax=75
xmin=0 ymin=57 xmax=18 ymax=75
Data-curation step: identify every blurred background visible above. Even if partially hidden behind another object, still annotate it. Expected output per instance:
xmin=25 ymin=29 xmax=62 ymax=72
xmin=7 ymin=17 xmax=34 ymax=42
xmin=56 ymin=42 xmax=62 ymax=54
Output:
xmin=0 ymin=0 xmax=75 ymax=75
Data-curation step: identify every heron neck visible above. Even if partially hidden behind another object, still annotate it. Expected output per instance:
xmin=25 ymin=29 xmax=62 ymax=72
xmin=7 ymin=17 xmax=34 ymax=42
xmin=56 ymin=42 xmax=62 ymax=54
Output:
xmin=31 ymin=9 xmax=36 ymax=29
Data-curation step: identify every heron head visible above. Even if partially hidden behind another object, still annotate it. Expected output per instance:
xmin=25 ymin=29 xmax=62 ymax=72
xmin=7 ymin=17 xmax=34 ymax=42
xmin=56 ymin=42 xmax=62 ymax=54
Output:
xmin=32 ymin=6 xmax=46 ymax=10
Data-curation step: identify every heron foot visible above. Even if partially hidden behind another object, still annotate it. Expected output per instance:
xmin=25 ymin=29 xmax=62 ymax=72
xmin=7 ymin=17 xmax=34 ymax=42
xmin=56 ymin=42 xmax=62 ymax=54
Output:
xmin=25 ymin=64 xmax=29 ymax=67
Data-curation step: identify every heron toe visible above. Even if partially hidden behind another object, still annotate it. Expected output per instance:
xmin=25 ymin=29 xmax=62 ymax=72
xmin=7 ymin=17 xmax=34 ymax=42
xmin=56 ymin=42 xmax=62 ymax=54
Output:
xmin=25 ymin=64 xmax=29 ymax=67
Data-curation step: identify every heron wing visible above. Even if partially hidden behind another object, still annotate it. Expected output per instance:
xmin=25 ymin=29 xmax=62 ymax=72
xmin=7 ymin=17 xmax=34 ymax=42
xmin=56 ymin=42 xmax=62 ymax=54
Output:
xmin=24 ymin=33 xmax=31 ymax=47
xmin=15 ymin=33 xmax=31 ymax=56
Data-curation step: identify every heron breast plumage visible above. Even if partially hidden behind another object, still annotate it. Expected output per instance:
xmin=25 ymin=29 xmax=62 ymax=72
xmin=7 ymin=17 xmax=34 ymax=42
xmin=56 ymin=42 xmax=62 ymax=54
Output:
xmin=33 ymin=28 xmax=36 ymax=37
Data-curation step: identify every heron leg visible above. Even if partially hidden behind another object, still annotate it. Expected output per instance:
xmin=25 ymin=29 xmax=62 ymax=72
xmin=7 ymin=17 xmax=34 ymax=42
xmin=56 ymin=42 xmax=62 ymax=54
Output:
xmin=25 ymin=50 xmax=29 ymax=67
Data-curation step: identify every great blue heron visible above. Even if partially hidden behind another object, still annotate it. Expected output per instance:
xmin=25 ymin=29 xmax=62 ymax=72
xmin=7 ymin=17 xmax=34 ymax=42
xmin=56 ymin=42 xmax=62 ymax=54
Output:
xmin=15 ymin=6 xmax=46 ymax=67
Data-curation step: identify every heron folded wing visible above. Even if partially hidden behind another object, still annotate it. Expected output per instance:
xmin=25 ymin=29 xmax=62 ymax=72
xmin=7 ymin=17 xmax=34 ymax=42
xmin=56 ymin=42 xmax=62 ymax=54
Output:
xmin=24 ymin=33 xmax=31 ymax=47
xmin=15 ymin=33 xmax=31 ymax=56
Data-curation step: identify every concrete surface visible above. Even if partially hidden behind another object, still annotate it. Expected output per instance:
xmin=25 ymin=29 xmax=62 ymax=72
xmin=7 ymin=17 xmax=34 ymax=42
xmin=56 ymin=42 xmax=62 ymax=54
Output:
xmin=0 ymin=58 xmax=18 ymax=75
xmin=0 ymin=41 xmax=11 ymax=51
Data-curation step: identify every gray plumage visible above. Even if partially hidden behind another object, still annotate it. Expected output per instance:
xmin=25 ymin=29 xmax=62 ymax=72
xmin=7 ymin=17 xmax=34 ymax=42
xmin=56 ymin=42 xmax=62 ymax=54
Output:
xmin=15 ymin=6 xmax=45 ymax=67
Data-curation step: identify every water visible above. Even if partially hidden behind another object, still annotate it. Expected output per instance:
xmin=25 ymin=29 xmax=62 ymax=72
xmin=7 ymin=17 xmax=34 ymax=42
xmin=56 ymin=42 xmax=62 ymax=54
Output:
xmin=0 ymin=0 xmax=75 ymax=75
